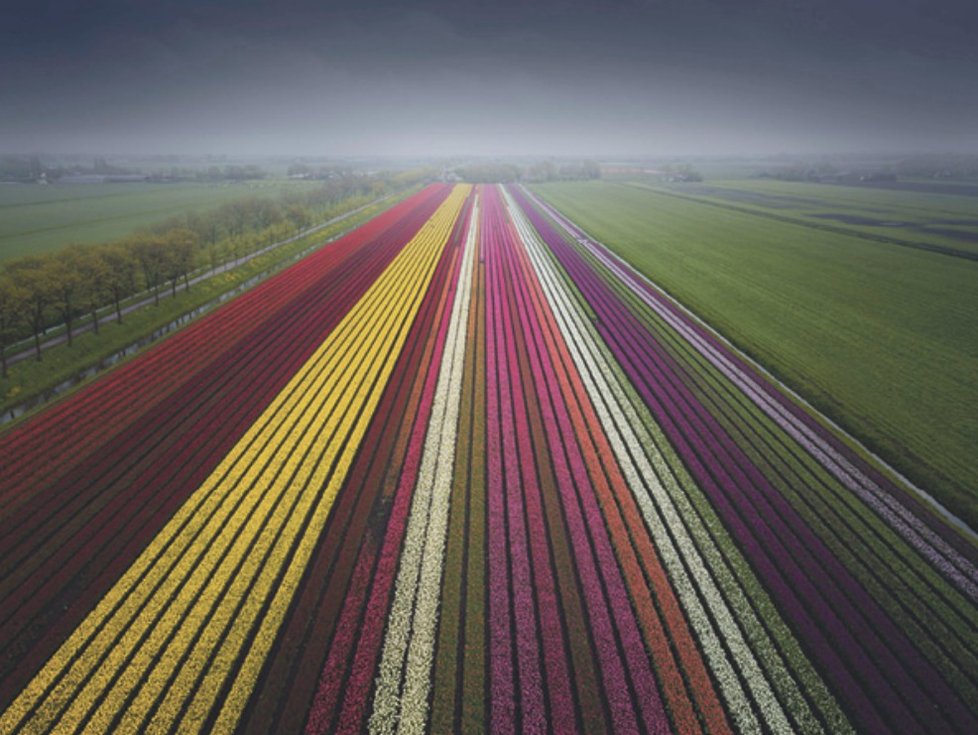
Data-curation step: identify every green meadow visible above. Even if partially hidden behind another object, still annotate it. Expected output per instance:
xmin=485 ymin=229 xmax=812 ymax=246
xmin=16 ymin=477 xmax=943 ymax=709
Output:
xmin=0 ymin=181 xmax=317 ymax=260
xmin=533 ymin=179 xmax=978 ymax=528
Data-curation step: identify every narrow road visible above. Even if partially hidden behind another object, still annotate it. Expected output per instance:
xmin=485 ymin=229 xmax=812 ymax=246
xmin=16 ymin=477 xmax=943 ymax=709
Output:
xmin=6 ymin=195 xmax=391 ymax=367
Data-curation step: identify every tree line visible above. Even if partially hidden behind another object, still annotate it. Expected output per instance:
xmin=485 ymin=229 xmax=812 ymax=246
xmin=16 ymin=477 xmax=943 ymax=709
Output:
xmin=0 ymin=171 xmax=428 ymax=377
xmin=453 ymin=160 xmax=602 ymax=184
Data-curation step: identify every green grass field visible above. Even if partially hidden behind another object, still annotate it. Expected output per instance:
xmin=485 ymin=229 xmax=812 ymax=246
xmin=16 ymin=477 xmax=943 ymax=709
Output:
xmin=0 ymin=180 xmax=318 ymax=260
xmin=532 ymin=180 xmax=978 ymax=529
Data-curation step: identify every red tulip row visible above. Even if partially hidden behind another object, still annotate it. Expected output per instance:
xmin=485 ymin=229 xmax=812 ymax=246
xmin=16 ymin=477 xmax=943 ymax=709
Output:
xmin=0 ymin=184 xmax=452 ymax=710
xmin=4 ymin=179 xmax=976 ymax=733
xmin=301 ymin=190 xmax=475 ymax=735
xmin=0 ymin=188 xmax=446 ymax=509
xmin=505 ymin=190 xmax=733 ymax=735
xmin=516 ymin=184 xmax=978 ymax=734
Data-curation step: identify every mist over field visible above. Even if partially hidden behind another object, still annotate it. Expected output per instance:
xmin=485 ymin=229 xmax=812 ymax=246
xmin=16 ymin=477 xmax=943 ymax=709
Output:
xmin=6 ymin=6 xmax=978 ymax=735
xmin=3 ymin=0 xmax=978 ymax=156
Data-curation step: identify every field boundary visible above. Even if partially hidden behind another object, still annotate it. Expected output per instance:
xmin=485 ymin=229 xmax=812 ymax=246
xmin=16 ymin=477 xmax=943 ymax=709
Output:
xmin=527 ymin=184 xmax=978 ymax=545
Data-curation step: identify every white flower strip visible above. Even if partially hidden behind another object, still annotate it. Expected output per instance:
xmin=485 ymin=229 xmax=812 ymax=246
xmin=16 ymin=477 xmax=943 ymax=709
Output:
xmin=368 ymin=196 xmax=479 ymax=735
xmin=504 ymin=188 xmax=834 ymax=735
xmin=524 ymin=187 xmax=978 ymax=601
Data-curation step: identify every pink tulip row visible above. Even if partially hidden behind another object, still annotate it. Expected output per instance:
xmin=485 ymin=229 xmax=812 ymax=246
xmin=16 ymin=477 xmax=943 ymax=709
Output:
xmin=517 ymin=184 xmax=978 ymax=734
xmin=0 ymin=185 xmax=454 ymax=709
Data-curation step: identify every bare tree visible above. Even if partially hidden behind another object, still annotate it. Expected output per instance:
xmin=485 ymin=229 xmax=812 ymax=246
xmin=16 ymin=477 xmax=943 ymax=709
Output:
xmin=133 ymin=236 xmax=168 ymax=306
xmin=0 ymin=274 xmax=27 ymax=377
xmin=6 ymin=256 xmax=55 ymax=361
xmin=70 ymin=245 xmax=111 ymax=334
xmin=46 ymin=252 xmax=83 ymax=347
xmin=102 ymin=243 xmax=137 ymax=324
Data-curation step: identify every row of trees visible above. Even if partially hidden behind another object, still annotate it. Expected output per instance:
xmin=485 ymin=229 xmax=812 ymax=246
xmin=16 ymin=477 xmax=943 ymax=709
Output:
xmin=145 ymin=164 xmax=269 ymax=183
xmin=0 ymin=230 xmax=201 ymax=376
xmin=893 ymin=154 xmax=978 ymax=179
xmin=756 ymin=155 xmax=978 ymax=183
xmin=453 ymin=160 xmax=602 ymax=184
xmin=0 ymin=171 xmax=424 ymax=377
xmin=1 ymin=155 xmax=141 ymax=183
xmin=454 ymin=163 xmax=523 ymax=183
xmin=523 ymin=160 xmax=602 ymax=182
xmin=659 ymin=163 xmax=703 ymax=183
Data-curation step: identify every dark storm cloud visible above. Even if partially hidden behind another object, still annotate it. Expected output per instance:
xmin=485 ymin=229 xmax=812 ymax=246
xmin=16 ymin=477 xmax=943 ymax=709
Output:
xmin=2 ymin=0 xmax=977 ymax=155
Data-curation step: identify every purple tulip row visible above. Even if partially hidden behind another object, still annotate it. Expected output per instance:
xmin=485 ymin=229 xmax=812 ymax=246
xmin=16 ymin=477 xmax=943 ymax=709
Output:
xmin=512 ymin=186 xmax=977 ymax=734
xmin=526 ymin=188 xmax=978 ymax=592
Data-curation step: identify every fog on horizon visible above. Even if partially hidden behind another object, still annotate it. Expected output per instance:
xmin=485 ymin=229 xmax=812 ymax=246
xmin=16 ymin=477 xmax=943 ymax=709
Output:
xmin=3 ymin=0 xmax=977 ymax=158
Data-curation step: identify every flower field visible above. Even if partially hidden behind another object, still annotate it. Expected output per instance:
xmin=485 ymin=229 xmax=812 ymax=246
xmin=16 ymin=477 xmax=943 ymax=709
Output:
xmin=1 ymin=182 xmax=976 ymax=733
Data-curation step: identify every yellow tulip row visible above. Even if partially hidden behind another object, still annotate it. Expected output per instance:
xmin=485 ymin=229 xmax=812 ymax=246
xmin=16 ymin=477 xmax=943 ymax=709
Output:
xmin=0 ymin=184 xmax=471 ymax=735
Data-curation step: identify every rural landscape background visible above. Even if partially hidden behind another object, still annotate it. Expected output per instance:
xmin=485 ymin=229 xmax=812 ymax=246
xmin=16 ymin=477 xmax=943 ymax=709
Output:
xmin=2 ymin=1 xmax=977 ymax=733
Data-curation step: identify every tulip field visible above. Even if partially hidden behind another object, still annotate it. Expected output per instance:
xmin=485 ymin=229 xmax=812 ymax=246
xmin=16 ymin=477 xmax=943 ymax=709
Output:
xmin=1 ymin=182 xmax=977 ymax=734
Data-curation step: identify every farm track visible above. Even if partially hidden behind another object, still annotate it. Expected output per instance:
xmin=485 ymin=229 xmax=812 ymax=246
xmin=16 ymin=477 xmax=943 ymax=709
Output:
xmin=2 ymin=193 xmax=396 ymax=371
xmin=1 ymin=183 xmax=976 ymax=733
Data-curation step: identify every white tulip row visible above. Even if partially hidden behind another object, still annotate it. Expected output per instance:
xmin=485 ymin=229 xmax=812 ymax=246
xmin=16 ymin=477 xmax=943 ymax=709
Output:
xmin=502 ymin=187 xmax=850 ymax=735
xmin=523 ymin=188 xmax=978 ymax=603
xmin=368 ymin=197 xmax=480 ymax=735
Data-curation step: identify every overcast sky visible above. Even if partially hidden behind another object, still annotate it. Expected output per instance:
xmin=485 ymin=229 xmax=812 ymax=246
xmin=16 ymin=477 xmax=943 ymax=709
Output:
xmin=2 ymin=0 xmax=977 ymax=157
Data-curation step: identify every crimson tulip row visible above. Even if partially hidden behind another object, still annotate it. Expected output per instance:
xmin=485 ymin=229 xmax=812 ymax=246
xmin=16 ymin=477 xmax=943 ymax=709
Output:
xmin=0 ymin=185 xmax=453 ymax=710
xmin=516 ymin=185 xmax=977 ymax=734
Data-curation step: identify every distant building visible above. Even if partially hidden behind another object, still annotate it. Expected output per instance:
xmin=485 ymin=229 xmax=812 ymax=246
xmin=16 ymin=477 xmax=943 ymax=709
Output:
xmin=860 ymin=172 xmax=898 ymax=183
xmin=57 ymin=173 xmax=147 ymax=184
